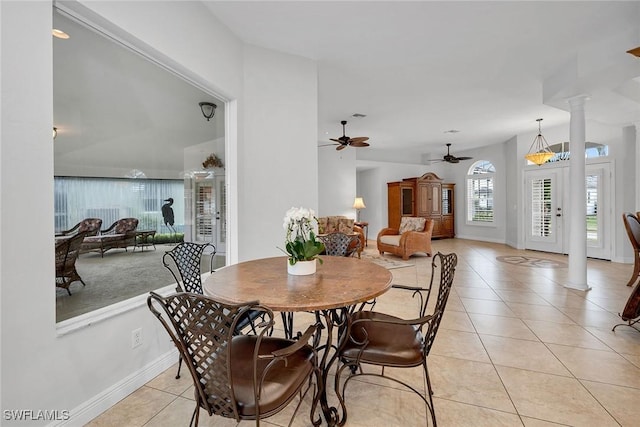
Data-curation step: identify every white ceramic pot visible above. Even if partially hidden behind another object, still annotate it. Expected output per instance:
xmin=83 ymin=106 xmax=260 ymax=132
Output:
xmin=287 ymin=259 xmax=316 ymax=276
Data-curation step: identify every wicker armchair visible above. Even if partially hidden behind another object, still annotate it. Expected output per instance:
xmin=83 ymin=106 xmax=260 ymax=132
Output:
xmin=147 ymin=292 xmax=322 ymax=426
xmin=55 ymin=218 xmax=102 ymax=238
xmin=335 ymin=252 xmax=457 ymax=426
xmin=55 ymin=232 xmax=88 ymax=295
xmin=377 ymin=217 xmax=434 ymax=260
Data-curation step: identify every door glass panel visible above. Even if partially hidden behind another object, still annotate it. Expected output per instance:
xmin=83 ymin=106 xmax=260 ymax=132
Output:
xmin=401 ymin=188 xmax=413 ymax=215
xmin=531 ymin=178 xmax=552 ymax=237
xmin=586 ymin=174 xmax=598 ymax=243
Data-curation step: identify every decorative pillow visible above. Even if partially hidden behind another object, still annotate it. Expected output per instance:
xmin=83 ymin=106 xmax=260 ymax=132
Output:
xmin=317 ymin=217 xmax=329 ymax=234
xmin=326 ymin=216 xmax=342 ymax=233
xmin=399 ymin=217 xmax=426 ymax=234
xmin=337 ymin=218 xmax=354 ymax=234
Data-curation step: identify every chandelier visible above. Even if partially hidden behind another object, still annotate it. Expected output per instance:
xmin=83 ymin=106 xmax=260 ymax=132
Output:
xmin=525 ymin=118 xmax=554 ymax=166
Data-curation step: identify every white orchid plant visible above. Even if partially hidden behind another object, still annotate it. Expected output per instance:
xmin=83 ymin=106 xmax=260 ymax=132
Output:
xmin=280 ymin=207 xmax=324 ymax=266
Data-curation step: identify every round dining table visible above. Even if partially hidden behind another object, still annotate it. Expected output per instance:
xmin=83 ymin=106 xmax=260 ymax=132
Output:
xmin=202 ymin=255 xmax=392 ymax=426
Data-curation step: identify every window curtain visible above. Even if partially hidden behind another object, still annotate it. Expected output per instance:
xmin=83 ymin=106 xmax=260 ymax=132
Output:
xmin=54 ymin=177 xmax=185 ymax=233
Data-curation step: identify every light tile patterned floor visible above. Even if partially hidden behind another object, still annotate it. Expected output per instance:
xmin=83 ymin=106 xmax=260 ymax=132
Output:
xmin=87 ymin=239 xmax=640 ymax=426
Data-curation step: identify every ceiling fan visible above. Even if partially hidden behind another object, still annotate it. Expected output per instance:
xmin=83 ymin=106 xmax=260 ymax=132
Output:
xmin=429 ymin=143 xmax=473 ymax=164
xmin=320 ymin=120 xmax=370 ymax=151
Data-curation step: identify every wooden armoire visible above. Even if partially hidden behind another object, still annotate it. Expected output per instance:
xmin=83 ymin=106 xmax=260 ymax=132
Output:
xmin=387 ymin=172 xmax=455 ymax=238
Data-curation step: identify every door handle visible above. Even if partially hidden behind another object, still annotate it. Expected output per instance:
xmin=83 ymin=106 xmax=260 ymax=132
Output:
xmin=556 ymin=214 xmax=562 ymax=217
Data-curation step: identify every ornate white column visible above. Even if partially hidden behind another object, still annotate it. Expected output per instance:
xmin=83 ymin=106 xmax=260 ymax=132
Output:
xmin=566 ymin=95 xmax=591 ymax=291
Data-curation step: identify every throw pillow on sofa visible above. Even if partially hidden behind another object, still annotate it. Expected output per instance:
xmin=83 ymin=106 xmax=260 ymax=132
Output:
xmin=399 ymin=217 xmax=426 ymax=234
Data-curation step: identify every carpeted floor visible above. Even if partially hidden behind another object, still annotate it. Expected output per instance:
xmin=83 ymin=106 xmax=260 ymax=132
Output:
xmin=56 ymin=244 xmax=225 ymax=322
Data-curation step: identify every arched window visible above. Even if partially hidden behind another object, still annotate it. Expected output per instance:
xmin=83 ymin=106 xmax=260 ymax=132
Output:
xmin=466 ymin=161 xmax=495 ymax=223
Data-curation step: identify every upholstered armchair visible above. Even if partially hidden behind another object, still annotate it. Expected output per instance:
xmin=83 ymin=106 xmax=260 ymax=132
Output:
xmin=317 ymin=216 xmax=364 ymax=258
xmin=377 ymin=217 xmax=434 ymax=260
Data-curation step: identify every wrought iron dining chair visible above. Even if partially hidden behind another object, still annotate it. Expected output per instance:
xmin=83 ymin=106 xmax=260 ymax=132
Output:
xmin=163 ymin=241 xmax=263 ymax=378
xmin=318 ymin=232 xmax=360 ymax=257
xmin=334 ymin=252 xmax=457 ymax=427
xmin=162 ymin=242 xmax=216 ymax=294
xmin=55 ymin=232 xmax=88 ymax=295
xmin=147 ymin=292 xmax=323 ymax=427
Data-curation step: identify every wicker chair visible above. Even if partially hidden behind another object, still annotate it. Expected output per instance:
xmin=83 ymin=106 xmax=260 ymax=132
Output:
xmin=147 ymin=292 xmax=322 ymax=427
xmin=55 ymin=218 xmax=102 ymax=237
xmin=81 ymin=218 xmax=139 ymax=257
xmin=623 ymin=212 xmax=640 ymax=287
xmin=334 ymin=252 xmax=457 ymax=427
xmin=55 ymin=232 xmax=88 ymax=295
xmin=162 ymin=242 xmax=263 ymax=379
xmin=377 ymin=217 xmax=434 ymax=260
xmin=318 ymin=232 xmax=361 ymax=257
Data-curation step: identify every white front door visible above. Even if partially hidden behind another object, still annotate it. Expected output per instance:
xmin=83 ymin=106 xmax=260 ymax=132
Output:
xmin=525 ymin=169 xmax=564 ymax=253
xmin=524 ymin=162 xmax=612 ymax=259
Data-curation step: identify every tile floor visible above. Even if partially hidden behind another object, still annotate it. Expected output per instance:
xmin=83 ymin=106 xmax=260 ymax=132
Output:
xmin=87 ymin=239 xmax=640 ymax=426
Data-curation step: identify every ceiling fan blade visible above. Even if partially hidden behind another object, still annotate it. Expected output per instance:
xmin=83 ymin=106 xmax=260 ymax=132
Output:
xmin=336 ymin=144 xmax=347 ymax=151
xmin=348 ymin=136 xmax=369 ymax=143
xmin=455 ymin=156 xmax=473 ymax=161
xmin=318 ymin=143 xmax=338 ymax=147
xmin=329 ymin=138 xmax=343 ymax=143
xmin=349 ymin=141 xmax=370 ymax=147
xmin=426 ymin=159 xmax=445 ymax=163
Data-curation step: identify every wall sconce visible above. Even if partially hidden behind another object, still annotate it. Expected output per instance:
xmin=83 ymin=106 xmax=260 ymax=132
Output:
xmin=199 ymin=102 xmax=217 ymax=121
xmin=353 ymin=197 xmax=366 ymax=222
xmin=53 ymin=127 xmax=58 ymax=139
xmin=524 ymin=118 xmax=554 ymax=166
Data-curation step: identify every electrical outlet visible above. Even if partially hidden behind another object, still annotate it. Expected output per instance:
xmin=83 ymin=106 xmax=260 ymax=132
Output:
xmin=132 ymin=328 xmax=143 ymax=348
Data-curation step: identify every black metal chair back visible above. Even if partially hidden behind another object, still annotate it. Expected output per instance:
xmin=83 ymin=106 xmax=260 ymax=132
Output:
xmin=163 ymin=242 xmax=216 ymax=294
xmin=318 ymin=232 xmax=359 ymax=257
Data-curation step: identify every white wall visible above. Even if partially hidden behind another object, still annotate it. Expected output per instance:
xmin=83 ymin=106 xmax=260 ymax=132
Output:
xmin=318 ymin=146 xmax=356 ymax=217
xmin=241 ymin=44 xmax=318 ymax=261
xmin=0 ymin=1 xmax=318 ymax=424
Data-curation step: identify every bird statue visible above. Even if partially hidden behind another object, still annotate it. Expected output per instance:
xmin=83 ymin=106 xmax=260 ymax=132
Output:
xmin=161 ymin=198 xmax=176 ymax=243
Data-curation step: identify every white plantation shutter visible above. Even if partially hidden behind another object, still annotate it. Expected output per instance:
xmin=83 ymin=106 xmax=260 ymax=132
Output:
xmin=466 ymin=161 xmax=495 ymax=223
xmin=530 ymin=178 xmax=552 ymax=237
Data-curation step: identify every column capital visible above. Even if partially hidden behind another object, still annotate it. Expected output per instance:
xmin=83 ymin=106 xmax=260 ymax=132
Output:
xmin=566 ymin=94 xmax=590 ymax=108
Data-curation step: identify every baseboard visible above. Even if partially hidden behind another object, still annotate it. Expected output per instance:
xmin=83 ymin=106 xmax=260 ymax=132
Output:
xmin=50 ymin=349 xmax=178 ymax=426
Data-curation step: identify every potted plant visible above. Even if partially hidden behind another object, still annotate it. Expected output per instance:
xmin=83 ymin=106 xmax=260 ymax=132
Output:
xmin=280 ymin=207 xmax=324 ymax=275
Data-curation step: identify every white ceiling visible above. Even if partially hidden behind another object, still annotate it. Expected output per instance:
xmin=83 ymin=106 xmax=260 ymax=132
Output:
xmin=204 ymin=1 xmax=640 ymax=157
xmin=53 ymin=10 xmax=224 ymax=176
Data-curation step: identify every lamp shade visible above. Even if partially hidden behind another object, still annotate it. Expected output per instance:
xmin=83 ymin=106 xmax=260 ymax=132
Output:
xmin=353 ymin=197 xmax=366 ymax=210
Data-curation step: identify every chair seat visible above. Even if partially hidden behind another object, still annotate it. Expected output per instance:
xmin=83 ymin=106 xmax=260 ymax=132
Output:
xmin=341 ymin=311 xmax=425 ymax=367
xmin=230 ymin=335 xmax=315 ymax=417
xmin=379 ymin=235 xmax=401 ymax=247
xmin=84 ymin=234 xmax=126 ymax=243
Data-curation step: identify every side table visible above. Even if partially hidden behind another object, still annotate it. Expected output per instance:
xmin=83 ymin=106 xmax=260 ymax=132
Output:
xmin=134 ymin=230 xmax=156 ymax=252
xmin=354 ymin=221 xmax=369 ymax=246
